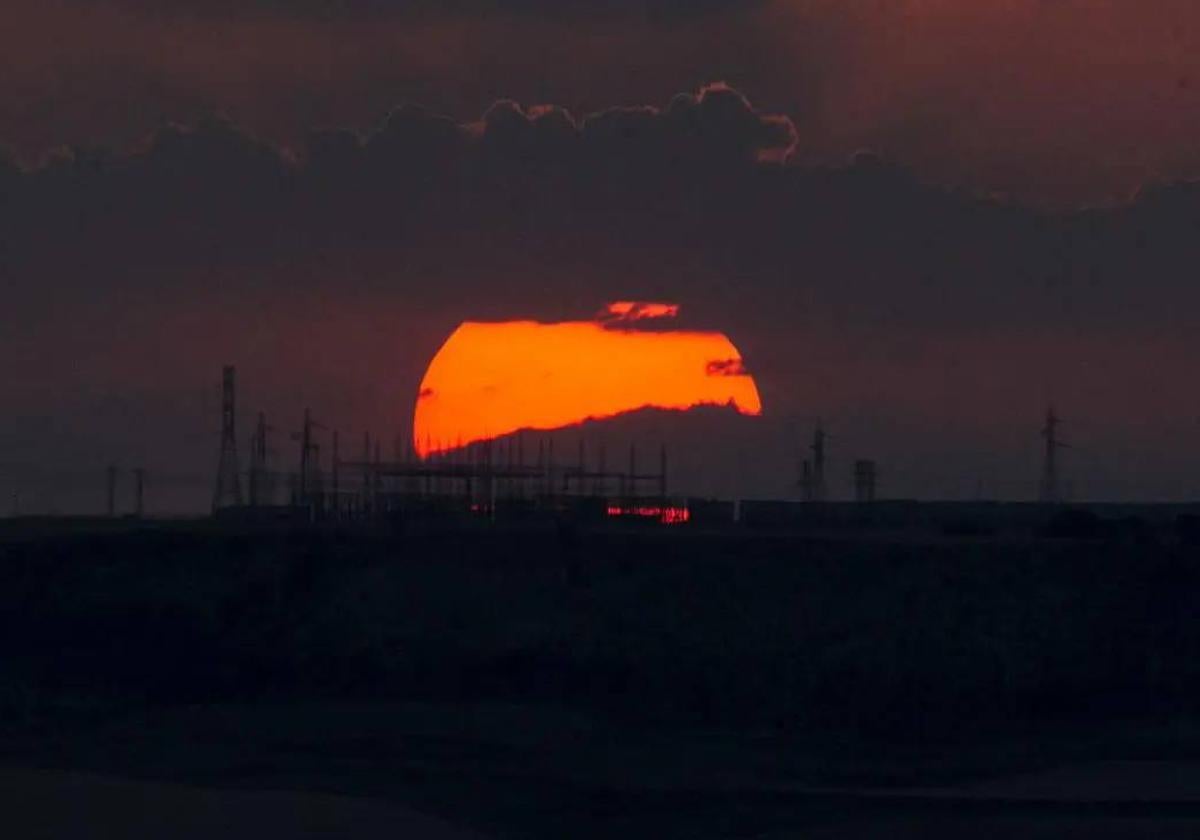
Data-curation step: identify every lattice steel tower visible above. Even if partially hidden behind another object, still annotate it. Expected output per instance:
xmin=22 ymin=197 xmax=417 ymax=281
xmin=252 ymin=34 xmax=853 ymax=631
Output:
xmin=248 ymin=412 xmax=270 ymax=507
xmin=1039 ymin=406 xmax=1068 ymax=503
xmin=212 ymin=365 xmax=244 ymax=512
xmin=801 ymin=421 xmax=828 ymax=502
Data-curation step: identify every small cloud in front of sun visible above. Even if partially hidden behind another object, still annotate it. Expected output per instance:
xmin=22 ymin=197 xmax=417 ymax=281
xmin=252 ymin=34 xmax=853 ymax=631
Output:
xmin=598 ymin=301 xmax=680 ymax=324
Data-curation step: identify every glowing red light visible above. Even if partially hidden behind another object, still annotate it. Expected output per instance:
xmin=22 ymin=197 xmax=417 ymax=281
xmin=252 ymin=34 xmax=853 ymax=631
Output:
xmin=605 ymin=504 xmax=690 ymax=524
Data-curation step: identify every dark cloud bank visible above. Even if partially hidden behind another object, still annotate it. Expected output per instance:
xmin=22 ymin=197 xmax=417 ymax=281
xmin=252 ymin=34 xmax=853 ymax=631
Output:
xmin=10 ymin=1 xmax=1200 ymax=206
xmin=4 ymin=84 xmax=1200 ymax=511
xmin=69 ymin=0 xmax=752 ymax=18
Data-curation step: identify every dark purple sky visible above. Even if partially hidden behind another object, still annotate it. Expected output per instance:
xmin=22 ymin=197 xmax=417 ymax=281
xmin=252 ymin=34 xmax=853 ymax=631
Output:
xmin=4 ymin=1 xmax=1200 ymax=511
xmin=9 ymin=1 xmax=1200 ymax=204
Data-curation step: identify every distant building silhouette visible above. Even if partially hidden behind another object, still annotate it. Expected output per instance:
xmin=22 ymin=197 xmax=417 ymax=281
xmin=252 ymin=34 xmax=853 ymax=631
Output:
xmin=854 ymin=460 xmax=877 ymax=503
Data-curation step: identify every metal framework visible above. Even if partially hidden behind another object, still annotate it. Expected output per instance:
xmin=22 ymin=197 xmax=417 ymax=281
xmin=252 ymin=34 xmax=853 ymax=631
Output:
xmin=212 ymin=365 xmax=244 ymax=511
xmin=1039 ymin=406 xmax=1070 ymax=503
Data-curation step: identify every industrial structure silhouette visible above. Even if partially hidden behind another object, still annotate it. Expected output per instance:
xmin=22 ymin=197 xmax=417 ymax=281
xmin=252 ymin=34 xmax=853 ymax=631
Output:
xmin=82 ymin=366 xmax=1099 ymax=523
xmin=167 ymin=365 xmax=1098 ymax=529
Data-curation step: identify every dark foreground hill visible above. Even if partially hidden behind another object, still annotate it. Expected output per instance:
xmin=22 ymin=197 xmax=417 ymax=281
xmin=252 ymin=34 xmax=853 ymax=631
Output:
xmin=1 ymin=517 xmax=1200 ymax=837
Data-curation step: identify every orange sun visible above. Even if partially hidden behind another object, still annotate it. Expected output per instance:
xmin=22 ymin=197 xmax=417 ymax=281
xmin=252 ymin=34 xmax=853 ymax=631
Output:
xmin=412 ymin=302 xmax=762 ymax=457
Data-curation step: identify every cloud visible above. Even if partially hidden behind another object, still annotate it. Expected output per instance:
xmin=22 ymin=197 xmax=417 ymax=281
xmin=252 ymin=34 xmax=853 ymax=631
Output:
xmin=60 ymin=0 xmax=758 ymax=21
xmin=6 ymin=83 xmax=1200 ymax=504
xmin=600 ymin=302 xmax=681 ymax=323
xmin=360 ymin=104 xmax=472 ymax=171
xmin=463 ymin=85 xmax=799 ymax=169
xmin=760 ymin=0 xmax=1200 ymax=204
xmin=13 ymin=0 xmax=1200 ymax=205
xmin=578 ymin=83 xmax=797 ymax=166
xmin=662 ymin=83 xmax=797 ymax=164
xmin=706 ymin=359 xmax=748 ymax=377
xmin=5 ymin=81 xmax=1198 ymax=332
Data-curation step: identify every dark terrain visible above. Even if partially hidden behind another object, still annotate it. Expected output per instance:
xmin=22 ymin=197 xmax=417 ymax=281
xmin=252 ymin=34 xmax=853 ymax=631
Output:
xmin=2 ymin=512 xmax=1200 ymax=837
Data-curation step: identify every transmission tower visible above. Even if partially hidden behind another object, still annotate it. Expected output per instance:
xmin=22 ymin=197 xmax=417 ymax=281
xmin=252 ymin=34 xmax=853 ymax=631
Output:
xmin=854 ymin=460 xmax=877 ymax=503
xmin=248 ymin=412 xmax=271 ymax=507
xmin=212 ymin=365 xmax=244 ymax=512
xmin=106 ymin=465 xmax=118 ymax=517
xmin=295 ymin=409 xmax=327 ymax=510
xmin=800 ymin=421 xmax=828 ymax=501
xmin=332 ymin=429 xmax=340 ymax=517
xmin=298 ymin=408 xmax=312 ymax=504
xmin=1039 ymin=406 xmax=1070 ymax=503
xmin=659 ymin=443 xmax=668 ymax=500
xmin=813 ymin=422 xmax=827 ymax=501
xmin=134 ymin=468 xmax=145 ymax=518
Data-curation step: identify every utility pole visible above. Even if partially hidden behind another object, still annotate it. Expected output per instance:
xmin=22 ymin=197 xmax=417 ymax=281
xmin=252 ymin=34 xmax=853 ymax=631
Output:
xmin=373 ymin=438 xmax=382 ymax=512
xmin=595 ymin=442 xmax=606 ymax=497
xmin=1040 ymin=406 xmax=1069 ymax=503
xmin=659 ymin=443 xmax=668 ymax=501
xmin=362 ymin=431 xmax=372 ymax=510
xmin=572 ymin=438 xmax=585 ymax=495
xmin=134 ymin=468 xmax=145 ymax=518
xmin=212 ymin=365 xmax=243 ymax=512
xmin=106 ymin=465 xmax=117 ymax=517
xmin=298 ymin=408 xmax=312 ymax=507
xmin=853 ymin=460 xmax=877 ymax=503
xmin=801 ymin=421 xmax=828 ymax=502
xmin=248 ymin=412 xmax=269 ymax=507
xmin=332 ymin=430 xmax=340 ymax=519
xmin=812 ymin=421 xmax=827 ymax=501
xmin=311 ymin=443 xmax=323 ymax=516
xmin=293 ymin=409 xmax=329 ymax=513
xmin=626 ymin=444 xmax=637 ymax=503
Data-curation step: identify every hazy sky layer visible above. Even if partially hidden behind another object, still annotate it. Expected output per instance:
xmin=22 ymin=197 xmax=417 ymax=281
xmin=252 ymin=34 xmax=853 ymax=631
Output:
xmin=6 ymin=1 xmax=1200 ymax=205
xmin=5 ymin=3 xmax=1200 ymax=511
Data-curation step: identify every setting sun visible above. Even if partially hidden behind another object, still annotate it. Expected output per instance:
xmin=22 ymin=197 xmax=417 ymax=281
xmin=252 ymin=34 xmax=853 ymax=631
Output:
xmin=413 ymin=304 xmax=762 ymax=457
